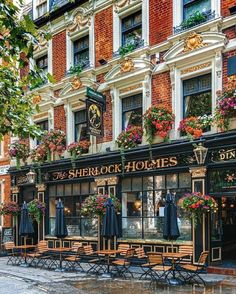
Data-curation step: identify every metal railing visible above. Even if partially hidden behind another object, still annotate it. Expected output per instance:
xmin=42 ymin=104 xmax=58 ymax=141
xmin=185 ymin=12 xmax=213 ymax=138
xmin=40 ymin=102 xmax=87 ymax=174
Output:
xmin=113 ymin=38 xmax=145 ymax=58
xmin=174 ymin=10 xmax=215 ymax=34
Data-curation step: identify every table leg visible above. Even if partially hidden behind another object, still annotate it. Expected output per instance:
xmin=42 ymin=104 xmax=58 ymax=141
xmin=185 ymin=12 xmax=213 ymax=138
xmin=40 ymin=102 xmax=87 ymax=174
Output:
xmin=107 ymin=255 xmax=110 ymax=273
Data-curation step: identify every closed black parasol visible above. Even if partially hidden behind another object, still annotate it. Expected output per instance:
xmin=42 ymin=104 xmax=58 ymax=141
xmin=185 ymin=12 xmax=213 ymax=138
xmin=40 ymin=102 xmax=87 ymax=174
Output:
xmin=101 ymin=198 xmax=119 ymax=238
xmin=163 ymin=191 xmax=180 ymax=241
xmin=19 ymin=201 xmax=34 ymax=237
xmin=55 ymin=199 xmax=68 ymax=239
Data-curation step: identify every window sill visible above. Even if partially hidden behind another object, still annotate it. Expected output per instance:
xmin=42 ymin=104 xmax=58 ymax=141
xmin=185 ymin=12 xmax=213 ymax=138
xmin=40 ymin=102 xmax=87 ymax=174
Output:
xmin=169 ymin=16 xmax=222 ymax=44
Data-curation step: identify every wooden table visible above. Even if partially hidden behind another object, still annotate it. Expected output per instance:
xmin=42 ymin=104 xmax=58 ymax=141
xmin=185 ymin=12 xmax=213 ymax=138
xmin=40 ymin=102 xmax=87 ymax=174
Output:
xmin=96 ymin=250 xmax=122 ymax=274
xmin=14 ymin=245 xmax=36 ymax=265
xmin=48 ymin=247 xmax=72 ymax=271
xmin=163 ymin=252 xmax=188 ymax=284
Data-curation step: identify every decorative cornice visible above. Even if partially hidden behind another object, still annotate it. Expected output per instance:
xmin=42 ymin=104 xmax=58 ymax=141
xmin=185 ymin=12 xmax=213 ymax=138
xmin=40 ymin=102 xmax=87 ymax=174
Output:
xmin=180 ymin=62 xmax=211 ymax=75
xmin=68 ymin=8 xmax=92 ymax=33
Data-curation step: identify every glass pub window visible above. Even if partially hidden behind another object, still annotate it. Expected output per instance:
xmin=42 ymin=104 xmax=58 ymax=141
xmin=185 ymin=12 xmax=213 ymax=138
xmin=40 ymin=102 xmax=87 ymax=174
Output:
xmin=183 ymin=0 xmax=211 ymax=20
xmin=122 ymin=94 xmax=142 ymax=129
xmin=74 ymin=110 xmax=89 ymax=142
xmin=183 ymin=73 xmax=212 ymax=118
xmin=121 ymin=11 xmax=142 ymax=46
xmin=73 ymin=35 xmax=89 ymax=65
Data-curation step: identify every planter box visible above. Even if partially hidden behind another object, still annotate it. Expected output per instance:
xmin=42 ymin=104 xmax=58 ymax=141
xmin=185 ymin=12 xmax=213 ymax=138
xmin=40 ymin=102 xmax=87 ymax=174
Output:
xmin=229 ymin=117 xmax=236 ymax=130
xmin=152 ymin=135 xmax=164 ymax=144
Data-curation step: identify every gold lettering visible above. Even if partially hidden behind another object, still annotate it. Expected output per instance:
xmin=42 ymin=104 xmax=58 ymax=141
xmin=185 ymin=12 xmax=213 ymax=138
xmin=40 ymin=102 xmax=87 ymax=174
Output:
xmin=155 ymin=159 xmax=161 ymax=168
xmin=101 ymin=166 xmax=108 ymax=174
xmin=125 ymin=161 xmax=136 ymax=172
xmin=219 ymin=150 xmax=226 ymax=160
xmin=108 ymin=165 xmax=115 ymax=173
xmin=169 ymin=156 xmax=178 ymax=167
xmin=82 ymin=168 xmax=88 ymax=177
xmin=114 ymin=164 xmax=122 ymax=173
xmin=68 ymin=169 xmax=76 ymax=179
xmin=136 ymin=161 xmax=145 ymax=170
xmin=161 ymin=158 xmax=170 ymax=168
xmin=229 ymin=151 xmax=236 ymax=159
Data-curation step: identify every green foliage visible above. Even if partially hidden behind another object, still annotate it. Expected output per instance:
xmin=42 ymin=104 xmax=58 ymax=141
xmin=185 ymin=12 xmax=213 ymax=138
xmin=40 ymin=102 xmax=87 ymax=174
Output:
xmin=68 ymin=63 xmax=83 ymax=76
xmin=0 ymin=0 xmax=53 ymax=140
xmin=180 ymin=11 xmax=208 ymax=29
xmin=118 ymin=43 xmax=136 ymax=57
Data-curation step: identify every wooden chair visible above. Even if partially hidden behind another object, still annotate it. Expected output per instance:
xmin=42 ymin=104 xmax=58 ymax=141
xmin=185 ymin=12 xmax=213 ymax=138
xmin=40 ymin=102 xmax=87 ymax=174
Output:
xmin=71 ymin=242 xmax=82 ymax=253
xmin=180 ymin=251 xmax=209 ymax=285
xmin=64 ymin=246 xmax=84 ymax=271
xmin=178 ymin=245 xmax=193 ymax=263
xmin=117 ymin=243 xmax=129 ymax=256
xmin=112 ymin=248 xmax=135 ymax=278
xmin=82 ymin=245 xmax=104 ymax=274
xmin=140 ymin=253 xmax=171 ymax=281
xmin=26 ymin=240 xmax=50 ymax=268
xmin=5 ymin=242 xmax=21 ymax=265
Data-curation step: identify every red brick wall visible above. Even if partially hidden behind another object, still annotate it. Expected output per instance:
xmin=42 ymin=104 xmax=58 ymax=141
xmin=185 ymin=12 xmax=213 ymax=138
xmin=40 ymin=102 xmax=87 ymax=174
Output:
xmin=97 ymin=91 xmax=113 ymax=144
xmin=223 ymin=50 xmax=236 ymax=87
xmin=54 ymin=105 xmax=66 ymax=133
xmin=223 ymin=26 xmax=236 ymax=40
xmin=1 ymin=175 xmax=11 ymax=227
xmin=221 ymin=1 xmax=236 ymax=17
xmin=149 ymin=0 xmax=173 ymax=46
xmin=52 ymin=31 xmax=67 ymax=81
xmin=152 ymin=72 xmax=172 ymax=109
xmin=95 ymin=7 xmax=113 ymax=67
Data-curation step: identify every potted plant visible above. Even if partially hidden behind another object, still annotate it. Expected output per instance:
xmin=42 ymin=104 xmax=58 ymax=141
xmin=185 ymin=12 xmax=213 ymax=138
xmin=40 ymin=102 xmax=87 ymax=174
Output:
xmin=178 ymin=192 xmax=217 ymax=225
xmin=9 ymin=141 xmax=30 ymax=169
xmin=67 ymin=140 xmax=91 ymax=160
xmin=178 ymin=115 xmax=212 ymax=140
xmin=0 ymin=201 xmax=20 ymax=217
xmin=28 ymin=199 xmax=46 ymax=223
xmin=214 ymin=81 xmax=236 ymax=131
xmin=143 ymin=106 xmax=175 ymax=144
xmin=81 ymin=194 xmax=121 ymax=218
xmin=42 ymin=129 xmax=66 ymax=161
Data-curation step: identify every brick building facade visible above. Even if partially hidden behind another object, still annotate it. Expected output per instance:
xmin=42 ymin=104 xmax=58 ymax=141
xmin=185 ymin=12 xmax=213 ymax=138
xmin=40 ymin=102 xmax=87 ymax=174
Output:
xmin=4 ymin=0 xmax=236 ymax=265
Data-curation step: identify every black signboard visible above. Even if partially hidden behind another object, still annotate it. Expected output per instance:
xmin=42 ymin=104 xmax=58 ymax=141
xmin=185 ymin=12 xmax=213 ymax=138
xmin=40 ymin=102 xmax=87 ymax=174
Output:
xmin=86 ymin=99 xmax=103 ymax=137
xmin=2 ymin=227 xmax=14 ymax=244
xmin=86 ymin=87 xmax=106 ymax=111
xmin=209 ymin=169 xmax=236 ymax=193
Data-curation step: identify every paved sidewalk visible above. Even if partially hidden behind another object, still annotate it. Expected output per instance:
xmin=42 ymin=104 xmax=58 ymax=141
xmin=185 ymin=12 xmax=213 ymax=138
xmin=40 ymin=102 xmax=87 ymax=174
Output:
xmin=0 ymin=257 xmax=236 ymax=294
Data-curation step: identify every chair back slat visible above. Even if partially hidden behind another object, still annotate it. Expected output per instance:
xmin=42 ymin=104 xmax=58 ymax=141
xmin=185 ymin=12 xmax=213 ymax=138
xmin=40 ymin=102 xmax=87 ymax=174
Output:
xmin=179 ymin=245 xmax=193 ymax=256
xmin=37 ymin=240 xmax=48 ymax=253
xmin=4 ymin=242 xmax=15 ymax=250
xmin=135 ymin=247 xmax=146 ymax=258
xmin=198 ymin=251 xmax=209 ymax=265
xmin=118 ymin=244 xmax=129 ymax=255
xmin=71 ymin=242 xmax=82 ymax=252
xmin=148 ymin=253 xmax=163 ymax=265
xmin=125 ymin=248 xmax=135 ymax=258
xmin=83 ymin=245 xmax=93 ymax=255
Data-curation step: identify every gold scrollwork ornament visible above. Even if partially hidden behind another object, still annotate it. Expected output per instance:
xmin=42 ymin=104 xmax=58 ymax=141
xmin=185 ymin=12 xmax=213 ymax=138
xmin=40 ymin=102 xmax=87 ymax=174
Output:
xmin=120 ymin=57 xmax=134 ymax=73
xmin=71 ymin=76 xmax=82 ymax=90
xmin=183 ymin=32 xmax=206 ymax=52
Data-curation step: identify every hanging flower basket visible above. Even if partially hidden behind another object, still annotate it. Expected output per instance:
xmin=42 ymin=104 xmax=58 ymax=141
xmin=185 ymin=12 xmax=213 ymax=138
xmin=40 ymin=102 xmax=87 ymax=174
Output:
xmin=9 ymin=141 xmax=30 ymax=169
xmin=214 ymin=80 xmax=236 ymax=131
xmin=178 ymin=115 xmax=212 ymax=140
xmin=28 ymin=199 xmax=46 ymax=223
xmin=42 ymin=129 xmax=66 ymax=160
xmin=0 ymin=201 xmax=20 ymax=217
xmin=116 ymin=125 xmax=143 ymax=150
xmin=30 ymin=143 xmax=48 ymax=164
xmin=178 ymin=192 xmax=217 ymax=225
xmin=81 ymin=194 xmax=121 ymax=218
xmin=67 ymin=140 xmax=91 ymax=160
xmin=143 ymin=106 xmax=175 ymax=144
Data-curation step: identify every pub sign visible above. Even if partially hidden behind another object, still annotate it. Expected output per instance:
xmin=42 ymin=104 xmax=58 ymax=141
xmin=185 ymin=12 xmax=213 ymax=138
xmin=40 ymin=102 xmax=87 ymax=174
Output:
xmin=86 ymin=99 xmax=103 ymax=137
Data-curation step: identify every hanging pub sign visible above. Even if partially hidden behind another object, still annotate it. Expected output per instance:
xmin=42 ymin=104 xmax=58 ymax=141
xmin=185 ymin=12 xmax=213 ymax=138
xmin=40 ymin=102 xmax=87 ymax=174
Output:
xmin=86 ymin=99 xmax=103 ymax=137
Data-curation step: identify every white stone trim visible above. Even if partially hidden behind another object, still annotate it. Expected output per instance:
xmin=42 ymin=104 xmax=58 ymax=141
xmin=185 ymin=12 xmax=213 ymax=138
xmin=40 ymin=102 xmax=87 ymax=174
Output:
xmin=0 ymin=140 xmax=4 ymax=158
xmin=0 ymin=180 xmax=5 ymax=227
xmin=173 ymin=0 xmax=220 ymax=28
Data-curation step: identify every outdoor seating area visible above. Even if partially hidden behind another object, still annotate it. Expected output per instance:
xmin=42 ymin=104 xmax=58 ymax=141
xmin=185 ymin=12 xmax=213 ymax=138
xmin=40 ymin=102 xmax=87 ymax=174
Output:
xmin=3 ymin=241 xmax=209 ymax=285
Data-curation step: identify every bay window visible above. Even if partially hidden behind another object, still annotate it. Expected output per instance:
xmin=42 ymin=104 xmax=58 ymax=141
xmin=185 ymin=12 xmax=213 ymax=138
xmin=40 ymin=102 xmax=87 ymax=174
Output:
xmin=121 ymin=174 xmax=192 ymax=240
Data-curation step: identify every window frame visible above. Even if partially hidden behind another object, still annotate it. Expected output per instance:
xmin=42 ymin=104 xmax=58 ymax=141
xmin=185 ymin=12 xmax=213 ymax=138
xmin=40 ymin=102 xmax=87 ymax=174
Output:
xmin=121 ymin=10 xmax=142 ymax=46
xmin=183 ymin=0 xmax=211 ymax=20
xmin=121 ymin=94 xmax=143 ymax=130
xmin=74 ymin=109 xmax=89 ymax=142
xmin=182 ymin=73 xmax=212 ymax=118
xmin=35 ymin=54 xmax=48 ymax=73
xmin=73 ymin=35 xmax=90 ymax=66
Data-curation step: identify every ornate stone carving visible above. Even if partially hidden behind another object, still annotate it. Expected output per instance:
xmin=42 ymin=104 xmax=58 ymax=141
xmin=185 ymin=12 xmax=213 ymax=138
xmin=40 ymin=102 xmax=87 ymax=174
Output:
xmin=183 ymin=32 xmax=207 ymax=53
xmin=114 ymin=0 xmax=130 ymax=9
xmin=120 ymin=57 xmax=134 ymax=73
xmin=32 ymin=95 xmax=42 ymax=105
xmin=68 ymin=13 xmax=91 ymax=32
xmin=71 ymin=76 xmax=82 ymax=90
xmin=189 ymin=166 xmax=207 ymax=178
xmin=95 ymin=177 xmax=118 ymax=186
xmin=181 ymin=62 xmax=211 ymax=75
xmin=107 ymin=177 xmax=119 ymax=185
xmin=120 ymin=83 xmax=142 ymax=94
xmin=34 ymin=33 xmax=48 ymax=52
xmin=95 ymin=178 xmax=107 ymax=186
xmin=36 ymin=184 xmax=46 ymax=192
